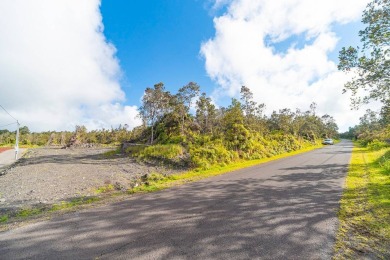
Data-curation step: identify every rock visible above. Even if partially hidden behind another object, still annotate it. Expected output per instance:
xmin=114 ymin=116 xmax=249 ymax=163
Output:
xmin=114 ymin=182 xmax=124 ymax=191
xmin=0 ymin=198 xmax=6 ymax=203
xmin=141 ymin=174 xmax=149 ymax=182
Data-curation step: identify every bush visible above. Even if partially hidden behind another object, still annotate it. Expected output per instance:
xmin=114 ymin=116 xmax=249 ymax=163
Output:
xmin=189 ymin=143 xmax=237 ymax=169
xmin=367 ymin=140 xmax=389 ymax=151
xmin=125 ymin=144 xmax=186 ymax=165
xmin=379 ymin=150 xmax=390 ymax=172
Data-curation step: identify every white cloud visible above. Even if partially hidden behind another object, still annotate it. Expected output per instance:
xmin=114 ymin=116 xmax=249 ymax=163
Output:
xmin=201 ymin=0 xmax=378 ymax=131
xmin=0 ymin=0 xmax=141 ymax=132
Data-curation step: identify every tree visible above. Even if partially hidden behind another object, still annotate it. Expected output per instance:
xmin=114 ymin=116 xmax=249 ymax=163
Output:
xmin=321 ymin=114 xmax=339 ymax=138
xmin=176 ymin=82 xmax=200 ymax=135
xmin=269 ymin=108 xmax=295 ymax=134
xmin=222 ymin=98 xmax=244 ymax=128
xmin=239 ymin=86 xmax=268 ymax=133
xmin=222 ymin=99 xmax=249 ymax=151
xmin=240 ymin=86 xmax=256 ymax=117
xmin=196 ymin=92 xmax=216 ymax=134
xmin=338 ymin=0 xmax=390 ymax=108
xmin=379 ymin=101 xmax=390 ymax=125
xmin=19 ymin=126 xmax=30 ymax=135
xmin=138 ymin=82 xmax=171 ymax=143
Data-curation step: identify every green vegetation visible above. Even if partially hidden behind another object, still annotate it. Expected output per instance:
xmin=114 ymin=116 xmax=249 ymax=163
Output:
xmin=126 ymin=144 xmax=185 ymax=165
xmin=49 ymin=197 xmax=100 ymax=211
xmin=0 ymin=215 xmax=8 ymax=223
xmin=0 ymin=124 xmax=134 ymax=147
xmin=334 ymin=144 xmax=390 ymax=259
xmin=130 ymin=84 xmax=337 ymax=169
xmin=102 ymin=148 xmax=122 ymax=158
xmin=1 ymin=82 xmax=338 ymax=159
xmin=95 ymin=184 xmax=115 ymax=194
xmin=339 ymin=106 xmax=389 ymax=145
xmin=338 ymin=0 xmax=390 ymax=108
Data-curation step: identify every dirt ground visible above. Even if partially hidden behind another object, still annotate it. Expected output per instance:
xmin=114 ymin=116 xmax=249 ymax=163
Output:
xmin=0 ymin=147 xmax=182 ymax=214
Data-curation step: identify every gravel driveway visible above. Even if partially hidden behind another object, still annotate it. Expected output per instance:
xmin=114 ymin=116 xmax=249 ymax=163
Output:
xmin=0 ymin=147 xmax=181 ymax=214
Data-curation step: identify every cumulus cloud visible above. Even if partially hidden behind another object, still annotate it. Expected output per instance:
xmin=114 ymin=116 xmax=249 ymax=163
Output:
xmin=201 ymin=0 xmax=377 ymax=131
xmin=0 ymin=0 xmax=141 ymax=131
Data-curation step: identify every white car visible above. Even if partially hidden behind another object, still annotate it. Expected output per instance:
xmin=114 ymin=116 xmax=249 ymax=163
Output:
xmin=322 ymin=138 xmax=334 ymax=145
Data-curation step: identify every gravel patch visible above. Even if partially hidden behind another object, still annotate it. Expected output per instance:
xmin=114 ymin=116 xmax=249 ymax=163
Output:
xmin=0 ymin=147 xmax=182 ymax=214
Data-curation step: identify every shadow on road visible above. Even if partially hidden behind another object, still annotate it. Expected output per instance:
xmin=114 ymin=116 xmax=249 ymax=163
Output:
xmin=0 ymin=156 xmax=349 ymax=259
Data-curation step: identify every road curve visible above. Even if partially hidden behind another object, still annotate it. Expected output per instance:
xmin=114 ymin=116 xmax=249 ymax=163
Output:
xmin=0 ymin=140 xmax=353 ymax=259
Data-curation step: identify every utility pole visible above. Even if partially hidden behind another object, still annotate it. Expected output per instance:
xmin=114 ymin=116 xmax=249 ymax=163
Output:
xmin=15 ymin=120 xmax=19 ymax=160
xmin=0 ymin=105 xmax=20 ymax=160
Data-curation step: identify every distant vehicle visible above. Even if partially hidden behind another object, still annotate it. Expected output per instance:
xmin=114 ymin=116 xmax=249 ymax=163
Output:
xmin=322 ymin=138 xmax=334 ymax=145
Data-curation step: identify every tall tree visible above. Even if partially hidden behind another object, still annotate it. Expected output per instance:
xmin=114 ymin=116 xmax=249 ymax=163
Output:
xmin=138 ymin=82 xmax=171 ymax=143
xmin=239 ymin=85 xmax=268 ymax=133
xmin=338 ymin=0 xmax=390 ymax=108
xmin=196 ymin=92 xmax=216 ymax=134
xmin=222 ymin=99 xmax=249 ymax=151
xmin=176 ymin=82 xmax=200 ymax=135
xmin=240 ymin=86 xmax=256 ymax=116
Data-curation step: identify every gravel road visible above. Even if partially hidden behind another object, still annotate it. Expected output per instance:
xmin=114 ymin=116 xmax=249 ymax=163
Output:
xmin=0 ymin=147 xmax=180 ymax=214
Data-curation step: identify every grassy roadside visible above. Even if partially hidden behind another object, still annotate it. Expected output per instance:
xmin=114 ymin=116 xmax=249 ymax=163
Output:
xmin=334 ymin=143 xmax=390 ymax=259
xmin=0 ymin=143 xmax=322 ymax=229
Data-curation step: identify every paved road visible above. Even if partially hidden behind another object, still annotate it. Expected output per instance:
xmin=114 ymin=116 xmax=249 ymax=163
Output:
xmin=0 ymin=141 xmax=352 ymax=259
xmin=0 ymin=148 xmax=26 ymax=169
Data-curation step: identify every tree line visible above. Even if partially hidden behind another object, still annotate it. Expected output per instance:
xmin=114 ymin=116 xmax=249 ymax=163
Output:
xmin=120 ymin=83 xmax=338 ymax=168
xmin=0 ymin=125 xmax=134 ymax=147
xmin=134 ymin=82 xmax=338 ymax=145
xmin=0 ymin=83 xmax=338 ymax=168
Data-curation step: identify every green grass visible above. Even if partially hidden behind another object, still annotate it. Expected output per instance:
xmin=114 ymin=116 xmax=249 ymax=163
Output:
xmin=16 ymin=208 xmax=42 ymax=218
xmin=334 ymin=144 xmax=390 ymax=259
xmin=0 ymin=215 xmax=8 ymax=223
xmin=128 ymin=144 xmax=322 ymax=194
xmin=95 ymin=184 xmax=115 ymax=194
xmin=49 ymin=197 xmax=101 ymax=211
xmin=102 ymin=148 xmax=121 ymax=158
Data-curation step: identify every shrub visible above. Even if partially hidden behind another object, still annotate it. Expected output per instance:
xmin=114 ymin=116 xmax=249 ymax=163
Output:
xmin=189 ymin=143 xmax=236 ymax=169
xmin=367 ymin=140 xmax=389 ymax=151
xmin=379 ymin=150 xmax=390 ymax=172
xmin=125 ymin=144 xmax=186 ymax=165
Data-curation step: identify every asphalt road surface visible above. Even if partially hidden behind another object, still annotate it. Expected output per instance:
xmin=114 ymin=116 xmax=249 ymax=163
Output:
xmin=0 ymin=140 xmax=353 ymax=259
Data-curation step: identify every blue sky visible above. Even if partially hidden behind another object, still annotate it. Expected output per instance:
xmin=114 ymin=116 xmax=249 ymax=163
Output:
xmin=0 ymin=0 xmax=374 ymax=131
xmin=100 ymin=0 xmax=364 ymax=109
xmin=101 ymin=0 xmax=219 ymax=105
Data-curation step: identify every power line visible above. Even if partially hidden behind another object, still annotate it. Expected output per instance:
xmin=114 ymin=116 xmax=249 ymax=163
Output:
xmin=0 ymin=105 xmax=17 ymax=121
xmin=0 ymin=122 xmax=17 ymax=128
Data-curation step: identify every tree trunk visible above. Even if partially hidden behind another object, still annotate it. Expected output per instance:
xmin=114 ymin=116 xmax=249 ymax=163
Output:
xmin=151 ymin=126 xmax=154 ymax=144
